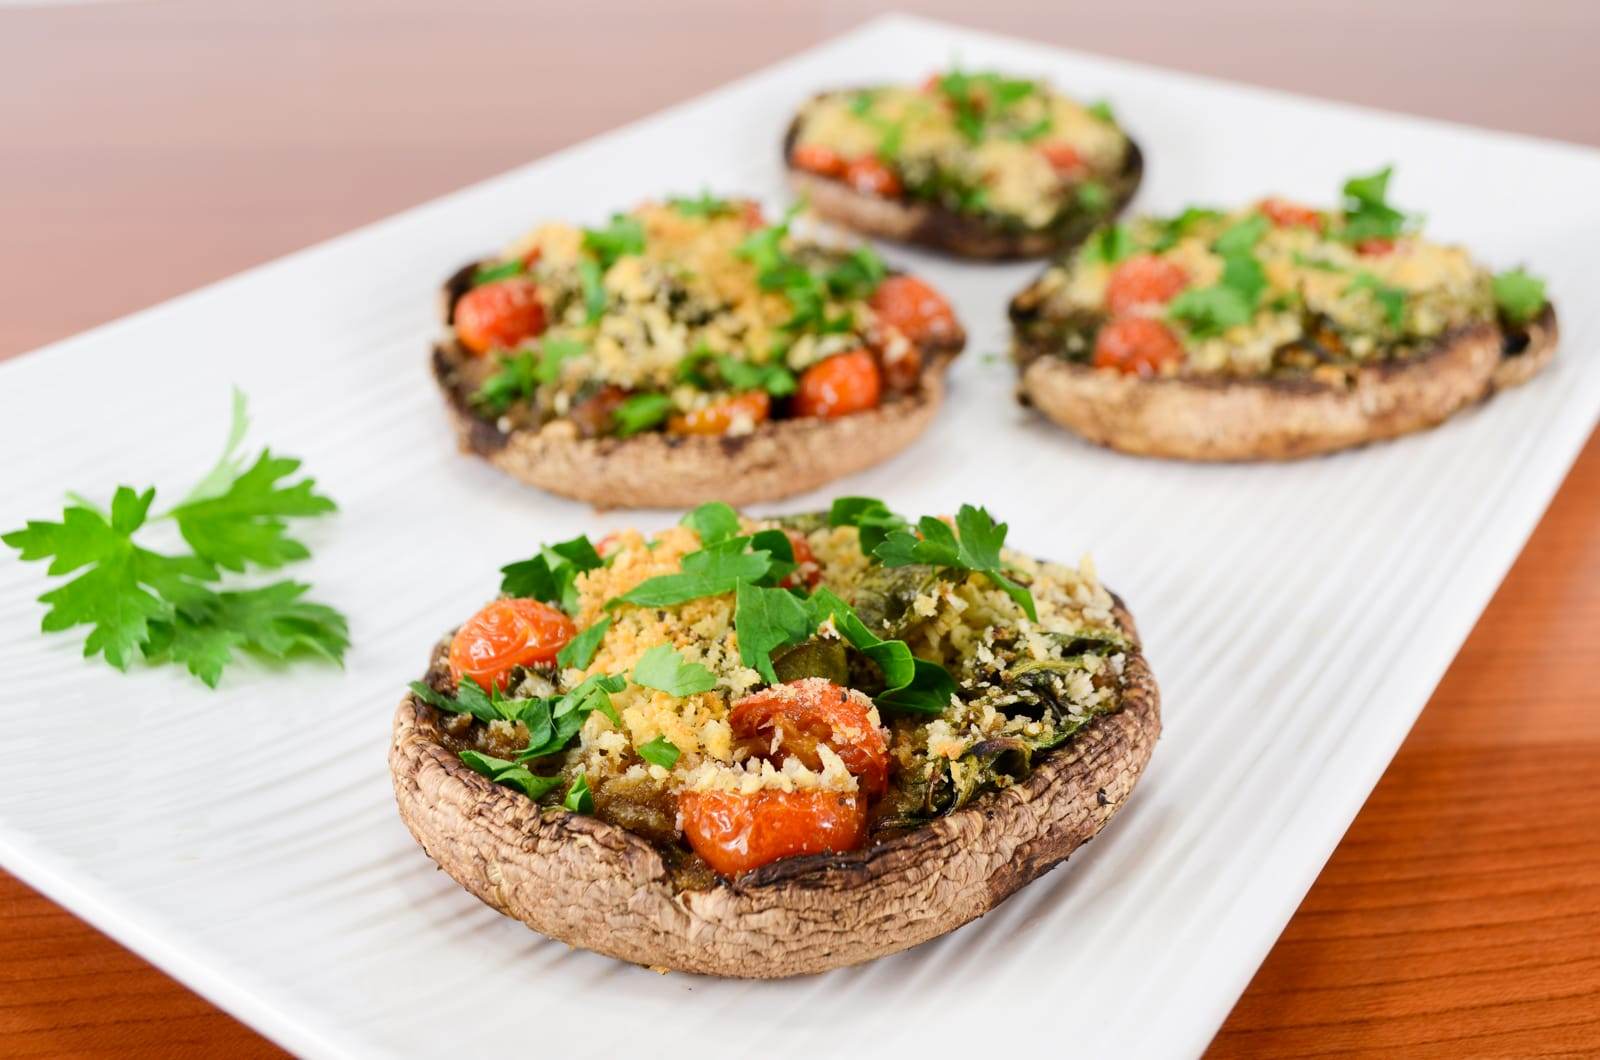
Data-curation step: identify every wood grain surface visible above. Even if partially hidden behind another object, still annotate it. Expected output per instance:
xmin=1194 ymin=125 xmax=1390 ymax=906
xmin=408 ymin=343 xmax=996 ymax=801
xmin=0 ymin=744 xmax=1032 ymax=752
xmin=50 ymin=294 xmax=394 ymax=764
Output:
xmin=1 ymin=2 xmax=1596 ymax=1056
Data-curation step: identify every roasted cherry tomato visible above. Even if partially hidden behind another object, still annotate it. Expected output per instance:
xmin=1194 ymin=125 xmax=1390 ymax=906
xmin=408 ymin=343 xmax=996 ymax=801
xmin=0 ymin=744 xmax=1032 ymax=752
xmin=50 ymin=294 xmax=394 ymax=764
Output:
xmin=792 ymin=349 xmax=882 ymax=418
xmin=1259 ymin=198 xmax=1324 ymax=231
xmin=1105 ymin=255 xmax=1189 ymax=316
xmin=1356 ymin=237 xmax=1396 ymax=256
xmin=791 ymin=144 xmax=847 ymax=178
xmin=666 ymin=391 xmax=771 ymax=436
xmin=869 ymin=275 xmax=960 ymax=346
xmin=453 ymin=278 xmax=547 ymax=356
xmin=594 ymin=531 xmax=623 ymax=558
xmin=678 ymin=789 xmax=866 ymax=877
xmin=448 ymin=598 xmax=576 ymax=692
xmin=1093 ymin=317 xmax=1185 ymax=377
xmin=729 ymin=678 xmax=889 ymax=798
xmin=739 ymin=199 xmax=766 ymax=229
xmin=1038 ymin=141 xmax=1085 ymax=176
xmin=844 ymin=156 xmax=902 ymax=198
xmin=778 ymin=529 xmax=822 ymax=590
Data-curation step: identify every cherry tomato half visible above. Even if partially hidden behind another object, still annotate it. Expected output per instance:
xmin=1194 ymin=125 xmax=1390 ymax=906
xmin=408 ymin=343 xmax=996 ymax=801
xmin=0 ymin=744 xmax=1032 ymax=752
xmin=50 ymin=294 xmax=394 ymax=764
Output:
xmin=1038 ymin=141 xmax=1085 ymax=176
xmin=869 ymin=275 xmax=960 ymax=347
xmin=1093 ymin=317 xmax=1185 ymax=377
xmin=1259 ymin=198 xmax=1324 ymax=232
xmin=666 ymin=391 xmax=771 ymax=436
xmin=448 ymin=598 xmax=576 ymax=692
xmin=779 ymin=530 xmax=822 ymax=590
xmin=1105 ymin=255 xmax=1189 ymax=316
xmin=792 ymin=349 xmax=882 ymax=419
xmin=729 ymin=678 xmax=889 ymax=798
xmin=791 ymin=144 xmax=847 ymax=179
xmin=678 ymin=789 xmax=866 ymax=877
xmin=844 ymin=156 xmax=902 ymax=198
xmin=1356 ymin=237 xmax=1396 ymax=256
xmin=454 ymin=278 xmax=547 ymax=356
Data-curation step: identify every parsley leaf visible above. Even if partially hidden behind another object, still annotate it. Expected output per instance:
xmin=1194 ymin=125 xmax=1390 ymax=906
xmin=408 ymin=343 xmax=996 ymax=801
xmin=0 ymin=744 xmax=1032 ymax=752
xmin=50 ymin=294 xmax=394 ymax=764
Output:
xmin=637 ymin=735 xmax=681 ymax=769
xmin=608 ymin=540 xmax=773 ymax=609
xmin=874 ymin=505 xmax=1037 ymax=621
xmin=808 ymin=588 xmax=956 ymax=715
xmin=1493 ymin=267 xmax=1547 ymax=325
xmin=824 ymin=246 xmax=887 ymax=301
xmin=519 ymin=673 xmax=627 ymax=760
xmin=1152 ymin=206 xmax=1224 ymax=251
xmin=3 ymin=394 xmax=345 ymax=685
xmin=668 ymin=191 xmax=737 ymax=218
xmin=1076 ymin=180 xmax=1111 ymax=213
xmin=144 ymin=582 xmax=348 ymax=687
xmin=472 ymin=260 xmax=523 ymax=286
xmin=1347 ymin=271 xmax=1408 ymax=328
xmin=578 ymin=259 xmax=606 ymax=323
xmin=473 ymin=351 xmax=537 ymax=413
xmin=1083 ymin=224 xmax=1135 ymax=265
xmin=556 ymin=616 xmax=610 ymax=670
xmin=632 ymin=644 xmax=718 ymax=696
xmin=460 ymin=751 xmax=564 ymax=801
xmin=827 ymin=496 xmax=910 ymax=555
xmin=563 ymin=772 xmax=594 ymax=813
xmin=736 ymin=205 xmax=859 ymax=335
xmin=681 ymin=502 xmax=741 ymax=545
xmin=1167 ymin=285 xmax=1254 ymax=337
xmin=168 ymin=447 xmax=335 ymax=573
xmin=1087 ymin=99 xmax=1116 ymax=123
xmin=613 ymin=393 xmax=673 ymax=437
xmin=582 ymin=214 xmax=645 ymax=269
xmin=409 ymin=674 xmax=516 ymax=724
xmin=735 ymin=581 xmax=815 ymax=683
xmin=1167 ymin=215 xmax=1270 ymax=339
xmin=1339 ymin=165 xmax=1408 ymax=243
xmin=500 ymin=534 xmax=603 ymax=614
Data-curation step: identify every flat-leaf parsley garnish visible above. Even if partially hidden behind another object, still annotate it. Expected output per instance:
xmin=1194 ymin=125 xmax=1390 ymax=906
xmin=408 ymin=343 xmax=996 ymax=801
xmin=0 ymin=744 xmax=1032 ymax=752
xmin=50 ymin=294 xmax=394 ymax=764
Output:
xmin=3 ymin=391 xmax=347 ymax=687
xmin=874 ymin=504 xmax=1038 ymax=621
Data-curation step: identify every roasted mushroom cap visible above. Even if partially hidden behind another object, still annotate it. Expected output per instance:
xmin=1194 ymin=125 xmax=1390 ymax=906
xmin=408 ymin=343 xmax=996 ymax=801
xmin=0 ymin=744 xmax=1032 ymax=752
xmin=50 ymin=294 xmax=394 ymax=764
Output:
xmin=433 ymin=263 xmax=965 ymax=508
xmin=1013 ymin=299 xmax=1558 ymax=462
xmin=389 ymin=597 xmax=1159 ymax=978
xmin=782 ymin=112 xmax=1144 ymax=260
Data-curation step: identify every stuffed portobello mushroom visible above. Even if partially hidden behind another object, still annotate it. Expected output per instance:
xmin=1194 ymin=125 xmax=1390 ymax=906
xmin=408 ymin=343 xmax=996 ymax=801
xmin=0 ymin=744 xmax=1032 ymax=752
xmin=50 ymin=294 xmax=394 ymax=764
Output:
xmin=434 ymin=196 xmax=965 ymax=507
xmin=390 ymin=498 xmax=1160 ymax=977
xmin=1011 ymin=167 xmax=1558 ymax=459
xmin=785 ymin=69 xmax=1142 ymax=258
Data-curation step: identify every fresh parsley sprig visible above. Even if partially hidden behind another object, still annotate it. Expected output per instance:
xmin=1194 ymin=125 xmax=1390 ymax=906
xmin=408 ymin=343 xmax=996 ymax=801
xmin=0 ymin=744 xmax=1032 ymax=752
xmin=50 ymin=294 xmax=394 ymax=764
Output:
xmin=1338 ymin=166 xmax=1410 ymax=243
xmin=500 ymin=534 xmax=604 ymax=615
xmin=1167 ymin=214 xmax=1270 ymax=339
xmin=1493 ymin=267 xmax=1547 ymax=325
xmin=874 ymin=505 xmax=1038 ymax=622
xmin=3 ymin=391 xmax=347 ymax=687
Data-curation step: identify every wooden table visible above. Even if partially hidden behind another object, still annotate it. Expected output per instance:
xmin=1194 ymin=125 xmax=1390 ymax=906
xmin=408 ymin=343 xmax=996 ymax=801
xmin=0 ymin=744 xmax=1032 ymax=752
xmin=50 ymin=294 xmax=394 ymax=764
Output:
xmin=2 ymin=2 xmax=1596 ymax=1055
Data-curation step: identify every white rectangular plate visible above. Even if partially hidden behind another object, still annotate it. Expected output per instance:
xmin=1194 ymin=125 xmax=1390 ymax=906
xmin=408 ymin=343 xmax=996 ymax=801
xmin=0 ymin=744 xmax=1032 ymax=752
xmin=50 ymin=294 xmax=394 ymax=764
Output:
xmin=2 ymin=15 xmax=1597 ymax=1059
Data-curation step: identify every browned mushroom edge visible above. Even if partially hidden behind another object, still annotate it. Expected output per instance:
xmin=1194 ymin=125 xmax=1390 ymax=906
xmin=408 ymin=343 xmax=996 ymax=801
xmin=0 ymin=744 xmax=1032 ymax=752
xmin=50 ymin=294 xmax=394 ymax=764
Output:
xmin=780 ymin=104 xmax=1143 ymax=260
xmin=431 ymin=265 xmax=966 ymax=508
xmin=389 ymin=595 xmax=1160 ymax=978
xmin=1009 ymin=292 xmax=1557 ymax=461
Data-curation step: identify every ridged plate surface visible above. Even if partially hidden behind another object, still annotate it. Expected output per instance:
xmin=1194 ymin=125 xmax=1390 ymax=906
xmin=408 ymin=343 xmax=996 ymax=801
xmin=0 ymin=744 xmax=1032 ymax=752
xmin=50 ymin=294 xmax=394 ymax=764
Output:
xmin=1 ymin=15 xmax=1597 ymax=1059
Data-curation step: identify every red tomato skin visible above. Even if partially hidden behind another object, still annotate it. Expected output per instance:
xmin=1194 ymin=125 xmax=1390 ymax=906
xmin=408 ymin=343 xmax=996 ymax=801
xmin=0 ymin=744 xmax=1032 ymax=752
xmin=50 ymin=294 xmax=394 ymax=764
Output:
xmin=869 ymin=275 xmax=960 ymax=347
xmin=1259 ymin=198 xmax=1325 ymax=231
xmin=843 ymin=156 xmax=902 ymax=198
xmin=791 ymin=144 xmax=847 ymax=178
xmin=1356 ymin=238 xmax=1396 ymax=256
xmin=728 ymin=678 xmax=889 ymax=797
xmin=454 ymin=278 xmax=547 ymax=356
xmin=1038 ymin=142 xmax=1085 ymax=176
xmin=778 ymin=530 xmax=822 ymax=590
xmin=447 ymin=598 xmax=576 ymax=691
xmin=678 ymin=789 xmax=867 ymax=877
xmin=1093 ymin=317 xmax=1186 ymax=377
xmin=665 ymin=391 xmax=771 ymax=436
xmin=792 ymin=350 xmax=882 ymax=419
xmin=1105 ymin=255 xmax=1190 ymax=316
